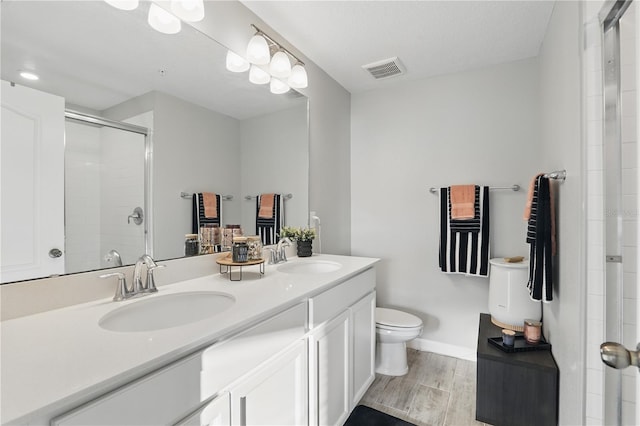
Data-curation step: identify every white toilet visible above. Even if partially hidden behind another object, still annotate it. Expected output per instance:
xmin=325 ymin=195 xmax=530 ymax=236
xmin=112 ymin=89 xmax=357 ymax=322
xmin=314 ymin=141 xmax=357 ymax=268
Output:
xmin=375 ymin=307 xmax=423 ymax=376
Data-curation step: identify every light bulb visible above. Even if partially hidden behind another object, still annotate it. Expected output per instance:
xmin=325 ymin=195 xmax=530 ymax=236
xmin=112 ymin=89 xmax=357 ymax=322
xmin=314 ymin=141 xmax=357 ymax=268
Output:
xmin=270 ymin=78 xmax=290 ymax=94
xmin=19 ymin=71 xmax=39 ymax=81
xmin=226 ymin=50 xmax=250 ymax=73
xmin=246 ymin=34 xmax=270 ymax=65
xmin=104 ymin=0 xmax=139 ymax=11
xmin=288 ymin=64 xmax=308 ymax=89
xmin=148 ymin=3 xmax=181 ymax=35
xmin=170 ymin=0 xmax=204 ymax=22
xmin=269 ymin=51 xmax=291 ymax=78
xmin=249 ymin=65 xmax=271 ymax=85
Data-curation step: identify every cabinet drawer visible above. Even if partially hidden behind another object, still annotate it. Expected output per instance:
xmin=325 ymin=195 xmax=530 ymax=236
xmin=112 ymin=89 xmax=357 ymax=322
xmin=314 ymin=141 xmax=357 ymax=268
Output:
xmin=51 ymin=352 xmax=203 ymax=426
xmin=309 ymin=268 xmax=375 ymax=328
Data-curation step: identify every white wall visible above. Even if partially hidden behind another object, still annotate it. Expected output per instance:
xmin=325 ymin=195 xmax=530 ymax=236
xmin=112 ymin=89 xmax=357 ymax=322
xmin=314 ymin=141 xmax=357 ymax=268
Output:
xmin=239 ymin=101 xmax=309 ymax=233
xmin=538 ymin=1 xmax=585 ymax=424
xmin=351 ymin=58 xmax=542 ymax=354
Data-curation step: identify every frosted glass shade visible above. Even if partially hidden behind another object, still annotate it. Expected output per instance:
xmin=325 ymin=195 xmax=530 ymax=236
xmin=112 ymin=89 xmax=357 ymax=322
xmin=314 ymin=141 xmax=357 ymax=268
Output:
xmin=105 ymin=0 xmax=139 ymax=10
xmin=249 ymin=65 xmax=271 ymax=85
xmin=170 ymin=0 xmax=204 ymax=22
xmin=270 ymin=78 xmax=290 ymax=94
xmin=269 ymin=51 xmax=291 ymax=78
xmin=148 ymin=4 xmax=181 ymax=34
xmin=226 ymin=50 xmax=250 ymax=73
xmin=246 ymin=35 xmax=270 ymax=65
xmin=288 ymin=64 xmax=308 ymax=89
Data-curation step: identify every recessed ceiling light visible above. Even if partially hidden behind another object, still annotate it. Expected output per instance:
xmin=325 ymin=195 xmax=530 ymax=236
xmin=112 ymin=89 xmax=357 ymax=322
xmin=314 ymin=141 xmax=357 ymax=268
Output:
xmin=19 ymin=71 xmax=39 ymax=81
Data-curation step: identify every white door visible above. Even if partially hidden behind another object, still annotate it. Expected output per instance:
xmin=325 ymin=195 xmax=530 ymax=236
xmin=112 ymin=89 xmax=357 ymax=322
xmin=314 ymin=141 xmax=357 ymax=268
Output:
xmin=1 ymin=80 xmax=65 ymax=282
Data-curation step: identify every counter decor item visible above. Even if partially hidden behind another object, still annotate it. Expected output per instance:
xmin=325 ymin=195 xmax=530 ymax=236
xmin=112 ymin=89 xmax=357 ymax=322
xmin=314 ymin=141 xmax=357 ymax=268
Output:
xmin=279 ymin=226 xmax=316 ymax=257
xmin=184 ymin=234 xmax=199 ymax=256
xmin=232 ymin=237 xmax=249 ymax=263
xmin=501 ymin=329 xmax=516 ymax=347
xmin=215 ymin=252 xmax=265 ymax=281
xmin=246 ymin=236 xmax=263 ymax=261
xmin=524 ymin=319 xmax=542 ymax=344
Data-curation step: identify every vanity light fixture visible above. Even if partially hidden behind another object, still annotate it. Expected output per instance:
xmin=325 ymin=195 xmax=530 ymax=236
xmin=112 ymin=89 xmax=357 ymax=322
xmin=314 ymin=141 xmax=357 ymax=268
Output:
xmin=104 ymin=0 xmax=139 ymax=11
xmin=249 ymin=65 xmax=271 ymax=85
xmin=226 ymin=50 xmax=250 ymax=73
xmin=246 ymin=34 xmax=271 ymax=65
xmin=19 ymin=71 xmax=39 ymax=81
xmin=148 ymin=3 xmax=182 ymax=34
xmin=288 ymin=63 xmax=308 ymax=89
xmin=269 ymin=50 xmax=291 ymax=78
xmin=170 ymin=0 xmax=204 ymax=23
xmin=270 ymin=78 xmax=290 ymax=94
xmin=246 ymin=24 xmax=309 ymax=90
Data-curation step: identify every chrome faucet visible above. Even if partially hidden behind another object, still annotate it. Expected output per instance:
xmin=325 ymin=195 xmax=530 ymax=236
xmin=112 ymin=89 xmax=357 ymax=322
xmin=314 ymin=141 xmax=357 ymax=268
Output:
xmin=132 ymin=254 xmax=164 ymax=294
xmin=266 ymin=237 xmax=292 ymax=264
xmin=100 ymin=254 xmax=164 ymax=301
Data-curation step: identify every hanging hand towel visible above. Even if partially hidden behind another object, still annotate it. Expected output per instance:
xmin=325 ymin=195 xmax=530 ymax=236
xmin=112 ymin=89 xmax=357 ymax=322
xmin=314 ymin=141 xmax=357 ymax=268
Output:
xmin=439 ymin=186 xmax=490 ymax=277
xmin=526 ymin=176 xmax=554 ymax=302
xmin=450 ymin=184 xmax=476 ymax=219
xmin=192 ymin=192 xmax=221 ymax=233
xmin=256 ymin=193 xmax=284 ymax=245
xmin=449 ymin=185 xmax=481 ymax=233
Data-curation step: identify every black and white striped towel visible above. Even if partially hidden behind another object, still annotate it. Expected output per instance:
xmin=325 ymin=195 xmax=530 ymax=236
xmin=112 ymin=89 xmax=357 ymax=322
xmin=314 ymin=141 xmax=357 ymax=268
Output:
xmin=439 ymin=186 xmax=490 ymax=277
xmin=256 ymin=194 xmax=284 ymax=245
xmin=192 ymin=193 xmax=220 ymax=234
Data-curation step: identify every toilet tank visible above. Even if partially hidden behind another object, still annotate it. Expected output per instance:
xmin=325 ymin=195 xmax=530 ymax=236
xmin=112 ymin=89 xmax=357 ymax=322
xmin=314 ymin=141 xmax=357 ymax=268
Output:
xmin=488 ymin=258 xmax=541 ymax=331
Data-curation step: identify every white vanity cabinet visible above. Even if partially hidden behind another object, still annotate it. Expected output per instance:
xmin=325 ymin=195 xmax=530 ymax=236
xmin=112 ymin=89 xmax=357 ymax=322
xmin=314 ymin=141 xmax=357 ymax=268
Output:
xmin=308 ymin=268 xmax=376 ymax=426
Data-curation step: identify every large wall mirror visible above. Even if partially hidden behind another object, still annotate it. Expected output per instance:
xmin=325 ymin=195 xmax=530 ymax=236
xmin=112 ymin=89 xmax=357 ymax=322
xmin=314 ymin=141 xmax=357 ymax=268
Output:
xmin=0 ymin=1 xmax=309 ymax=283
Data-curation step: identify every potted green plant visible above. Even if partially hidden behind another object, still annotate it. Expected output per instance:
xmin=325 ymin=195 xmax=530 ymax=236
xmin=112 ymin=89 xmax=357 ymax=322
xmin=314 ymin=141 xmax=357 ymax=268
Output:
xmin=279 ymin=226 xmax=316 ymax=257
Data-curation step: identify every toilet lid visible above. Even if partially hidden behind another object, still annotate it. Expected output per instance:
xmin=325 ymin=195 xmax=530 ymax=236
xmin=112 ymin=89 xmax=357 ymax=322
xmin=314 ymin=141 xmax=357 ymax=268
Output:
xmin=376 ymin=307 xmax=422 ymax=328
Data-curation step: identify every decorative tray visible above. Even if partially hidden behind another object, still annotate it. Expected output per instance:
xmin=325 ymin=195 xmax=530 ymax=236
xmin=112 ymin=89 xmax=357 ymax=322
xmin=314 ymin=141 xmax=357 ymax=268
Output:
xmin=488 ymin=335 xmax=552 ymax=353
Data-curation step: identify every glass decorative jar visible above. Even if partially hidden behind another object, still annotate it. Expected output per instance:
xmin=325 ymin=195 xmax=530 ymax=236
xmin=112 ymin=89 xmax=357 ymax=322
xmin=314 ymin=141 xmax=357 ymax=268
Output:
xmin=184 ymin=234 xmax=199 ymax=257
xmin=246 ymin=236 xmax=263 ymax=261
xmin=232 ymin=237 xmax=249 ymax=263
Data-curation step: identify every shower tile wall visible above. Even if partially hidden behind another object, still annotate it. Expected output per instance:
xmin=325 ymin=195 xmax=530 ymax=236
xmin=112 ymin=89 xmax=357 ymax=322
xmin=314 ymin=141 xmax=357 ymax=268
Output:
xmin=584 ymin=2 xmax=638 ymax=424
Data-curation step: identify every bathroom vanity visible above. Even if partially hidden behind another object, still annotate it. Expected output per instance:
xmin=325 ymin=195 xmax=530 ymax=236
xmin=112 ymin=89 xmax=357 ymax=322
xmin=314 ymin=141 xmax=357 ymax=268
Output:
xmin=1 ymin=254 xmax=378 ymax=426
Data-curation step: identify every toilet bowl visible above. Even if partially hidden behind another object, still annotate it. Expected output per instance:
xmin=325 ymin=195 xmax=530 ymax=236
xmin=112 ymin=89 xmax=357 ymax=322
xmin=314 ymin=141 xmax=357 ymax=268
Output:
xmin=375 ymin=307 xmax=423 ymax=376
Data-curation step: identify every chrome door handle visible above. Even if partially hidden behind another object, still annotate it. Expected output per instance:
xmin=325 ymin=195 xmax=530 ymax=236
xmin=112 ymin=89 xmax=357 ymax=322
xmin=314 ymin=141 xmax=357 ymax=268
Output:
xmin=600 ymin=342 xmax=640 ymax=370
xmin=127 ymin=207 xmax=144 ymax=225
xmin=48 ymin=248 xmax=63 ymax=258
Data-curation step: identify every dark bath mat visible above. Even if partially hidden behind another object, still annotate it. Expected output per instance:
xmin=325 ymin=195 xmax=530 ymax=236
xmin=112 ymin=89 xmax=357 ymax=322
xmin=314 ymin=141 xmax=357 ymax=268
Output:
xmin=343 ymin=405 xmax=416 ymax=426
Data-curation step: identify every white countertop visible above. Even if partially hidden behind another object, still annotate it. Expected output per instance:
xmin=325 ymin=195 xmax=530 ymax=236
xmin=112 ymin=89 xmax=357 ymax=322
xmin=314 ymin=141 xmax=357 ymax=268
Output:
xmin=1 ymin=254 xmax=378 ymax=424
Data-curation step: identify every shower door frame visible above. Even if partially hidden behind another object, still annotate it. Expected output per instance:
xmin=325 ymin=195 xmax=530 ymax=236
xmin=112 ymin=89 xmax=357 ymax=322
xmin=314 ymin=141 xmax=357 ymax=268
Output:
xmin=64 ymin=110 xmax=153 ymax=262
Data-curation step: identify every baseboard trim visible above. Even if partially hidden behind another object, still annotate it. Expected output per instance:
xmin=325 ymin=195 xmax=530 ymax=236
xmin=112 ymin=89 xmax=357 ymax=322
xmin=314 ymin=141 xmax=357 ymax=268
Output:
xmin=407 ymin=338 xmax=477 ymax=362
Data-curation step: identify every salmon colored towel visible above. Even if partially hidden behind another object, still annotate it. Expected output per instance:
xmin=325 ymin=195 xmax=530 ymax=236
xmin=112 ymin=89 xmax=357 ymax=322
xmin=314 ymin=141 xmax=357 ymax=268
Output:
xmin=450 ymin=185 xmax=476 ymax=219
xmin=202 ymin=192 xmax=218 ymax=219
xmin=258 ymin=193 xmax=275 ymax=219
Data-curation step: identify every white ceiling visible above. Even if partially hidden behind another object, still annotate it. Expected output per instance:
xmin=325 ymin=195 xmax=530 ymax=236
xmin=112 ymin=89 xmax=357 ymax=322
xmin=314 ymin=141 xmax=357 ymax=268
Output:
xmin=242 ymin=0 xmax=555 ymax=93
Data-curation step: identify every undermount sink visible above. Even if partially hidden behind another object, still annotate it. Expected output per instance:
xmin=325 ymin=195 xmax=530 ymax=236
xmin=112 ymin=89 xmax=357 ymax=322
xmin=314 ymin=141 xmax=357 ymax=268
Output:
xmin=277 ymin=260 xmax=342 ymax=274
xmin=99 ymin=291 xmax=235 ymax=332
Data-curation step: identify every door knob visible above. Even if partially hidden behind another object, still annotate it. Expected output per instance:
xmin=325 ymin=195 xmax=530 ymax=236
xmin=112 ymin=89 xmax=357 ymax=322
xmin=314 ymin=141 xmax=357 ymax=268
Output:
xmin=48 ymin=248 xmax=63 ymax=258
xmin=600 ymin=341 xmax=640 ymax=370
xmin=127 ymin=207 xmax=144 ymax=225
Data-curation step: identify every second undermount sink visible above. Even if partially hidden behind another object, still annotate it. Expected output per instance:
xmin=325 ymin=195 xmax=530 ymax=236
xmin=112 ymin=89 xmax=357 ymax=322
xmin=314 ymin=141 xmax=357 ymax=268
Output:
xmin=277 ymin=259 xmax=342 ymax=274
xmin=99 ymin=291 xmax=235 ymax=333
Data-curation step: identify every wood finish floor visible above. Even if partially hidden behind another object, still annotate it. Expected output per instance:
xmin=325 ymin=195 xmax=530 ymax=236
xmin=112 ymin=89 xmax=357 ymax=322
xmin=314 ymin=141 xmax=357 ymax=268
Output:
xmin=360 ymin=349 xmax=489 ymax=426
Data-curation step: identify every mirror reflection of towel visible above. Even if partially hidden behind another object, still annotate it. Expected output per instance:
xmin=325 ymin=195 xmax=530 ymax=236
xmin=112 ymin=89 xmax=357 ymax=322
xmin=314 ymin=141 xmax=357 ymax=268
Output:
xmin=256 ymin=194 xmax=283 ymax=245
xmin=202 ymin=192 xmax=218 ymax=219
xmin=450 ymin=185 xmax=476 ymax=219
xmin=193 ymin=193 xmax=220 ymax=233
xmin=258 ymin=193 xmax=275 ymax=219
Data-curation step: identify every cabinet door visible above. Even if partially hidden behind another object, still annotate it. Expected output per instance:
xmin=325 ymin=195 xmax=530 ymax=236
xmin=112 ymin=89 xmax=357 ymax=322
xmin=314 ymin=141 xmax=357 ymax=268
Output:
xmin=309 ymin=311 xmax=350 ymax=426
xmin=175 ymin=392 xmax=230 ymax=426
xmin=230 ymin=340 xmax=307 ymax=426
xmin=350 ymin=291 xmax=376 ymax=407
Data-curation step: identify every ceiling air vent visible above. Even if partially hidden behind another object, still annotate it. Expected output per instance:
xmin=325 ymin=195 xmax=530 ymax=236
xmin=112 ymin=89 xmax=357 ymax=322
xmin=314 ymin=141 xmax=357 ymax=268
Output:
xmin=362 ymin=56 xmax=406 ymax=80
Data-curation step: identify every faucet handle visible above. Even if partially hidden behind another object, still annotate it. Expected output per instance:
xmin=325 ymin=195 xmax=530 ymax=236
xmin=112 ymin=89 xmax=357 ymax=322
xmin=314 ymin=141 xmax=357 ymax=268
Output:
xmin=264 ymin=247 xmax=277 ymax=264
xmin=144 ymin=264 xmax=165 ymax=293
xmin=100 ymin=272 xmax=130 ymax=301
